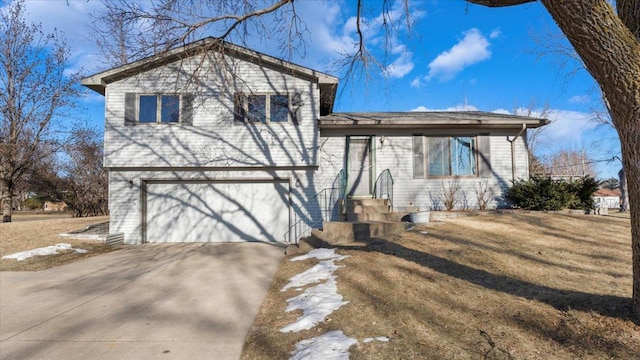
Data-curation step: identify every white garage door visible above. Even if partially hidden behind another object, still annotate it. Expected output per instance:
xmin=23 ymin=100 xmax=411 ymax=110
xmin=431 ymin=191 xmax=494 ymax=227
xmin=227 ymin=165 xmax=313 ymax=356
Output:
xmin=145 ymin=181 xmax=289 ymax=243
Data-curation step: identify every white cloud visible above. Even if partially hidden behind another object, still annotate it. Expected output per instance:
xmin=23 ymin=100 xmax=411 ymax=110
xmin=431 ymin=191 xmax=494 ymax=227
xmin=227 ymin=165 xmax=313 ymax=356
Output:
xmin=568 ymin=95 xmax=589 ymax=104
xmin=426 ymin=28 xmax=491 ymax=82
xmin=490 ymin=28 xmax=501 ymax=39
xmin=539 ymin=109 xmax=597 ymax=147
xmin=495 ymin=107 xmax=597 ymax=152
xmin=383 ymin=44 xmax=414 ymax=78
xmin=491 ymin=108 xmax=511 ymax=115
xmin=410 ymin=77 xmax=422 ymax=88
xmin=410 ymin=104 xmax=478 ymax=112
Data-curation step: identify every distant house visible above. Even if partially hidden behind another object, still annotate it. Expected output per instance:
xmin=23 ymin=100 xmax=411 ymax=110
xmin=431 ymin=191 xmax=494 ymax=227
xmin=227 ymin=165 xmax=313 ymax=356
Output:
xmin=593 ymin=188 xmax=621 ymax=209
xmin=81 ymin=38 xmax=549 ymax=245
xmin=43 ymin=201 xmax=67 ymax=212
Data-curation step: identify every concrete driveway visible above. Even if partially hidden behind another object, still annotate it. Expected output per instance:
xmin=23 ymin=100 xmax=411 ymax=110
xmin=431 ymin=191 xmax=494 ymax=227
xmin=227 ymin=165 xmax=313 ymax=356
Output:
xmin=0 ymin=243 xmax=284 ymax=360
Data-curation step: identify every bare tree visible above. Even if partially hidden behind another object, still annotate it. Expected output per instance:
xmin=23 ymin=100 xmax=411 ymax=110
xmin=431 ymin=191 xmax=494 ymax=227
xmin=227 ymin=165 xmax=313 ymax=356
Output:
xmin=547 ymin=149 xmax=596 ymax=178
xmin=62 ymin=128 xmax=108 ymax=217
xmin=89 ymin=0 xmax=640 ymax=317
xmin=0 ymin=0 xmax=81 ymax=222
xmin=87 ymin=4 xmax=136 ymax=67
xmin=600 ymin=177 xmax=619 ymax=190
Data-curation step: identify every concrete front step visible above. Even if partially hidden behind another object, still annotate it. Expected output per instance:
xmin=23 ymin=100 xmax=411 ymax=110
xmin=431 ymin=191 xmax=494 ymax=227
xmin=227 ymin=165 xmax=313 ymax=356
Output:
xmin=312 ymin=220 xmax=407 ymax=244
xmin=347 ymin=198 xmax=390 ymax=207
xmin=347 ymin=204 xmax=391 ymax=213
xmin=346 ymin=212 xmax=403 ymax=222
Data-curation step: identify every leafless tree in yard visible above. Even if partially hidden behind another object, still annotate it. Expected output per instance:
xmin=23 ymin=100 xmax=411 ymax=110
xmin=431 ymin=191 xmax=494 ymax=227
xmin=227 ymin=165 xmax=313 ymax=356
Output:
xmin=62 ymin=128 xmax=108 ymax=217
xmin=0 ymin=0 xmax=81 ymax=222
xmin=547 ymin=149 xmax=596 ymax=178
xmin=90 ymin=0 xmax=640 ymax=318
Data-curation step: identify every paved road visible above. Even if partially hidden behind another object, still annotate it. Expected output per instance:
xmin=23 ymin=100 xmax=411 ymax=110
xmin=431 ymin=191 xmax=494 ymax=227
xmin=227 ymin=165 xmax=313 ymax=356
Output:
xmin=0 ymin=243 xmax=284 ymax=360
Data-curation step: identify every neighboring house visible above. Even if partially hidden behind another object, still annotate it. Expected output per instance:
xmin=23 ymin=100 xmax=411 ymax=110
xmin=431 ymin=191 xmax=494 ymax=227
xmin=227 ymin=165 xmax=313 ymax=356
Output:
xmin=43 ymin=201 xmax=67 ymax=212
xmin=593 ymin=188 xmax=621 ymax=209
xmin=82 ymin=38 xmax=549 ymax=245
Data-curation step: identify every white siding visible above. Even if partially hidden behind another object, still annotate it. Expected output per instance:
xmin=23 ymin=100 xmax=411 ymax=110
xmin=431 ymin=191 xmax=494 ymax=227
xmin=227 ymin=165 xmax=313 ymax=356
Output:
xmin=104 ymin=55 xmax=319 ymax=168
xmin=315 ymin=137 xmax=347 ymax=190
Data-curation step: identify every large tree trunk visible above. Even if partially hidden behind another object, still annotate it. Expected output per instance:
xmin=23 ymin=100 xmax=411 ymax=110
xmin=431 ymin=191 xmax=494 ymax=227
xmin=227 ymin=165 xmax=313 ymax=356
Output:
xmin=617 ymin=112 xmax=640 ymax=315
xmin=1 ymin=181 xmax=12 ymax=222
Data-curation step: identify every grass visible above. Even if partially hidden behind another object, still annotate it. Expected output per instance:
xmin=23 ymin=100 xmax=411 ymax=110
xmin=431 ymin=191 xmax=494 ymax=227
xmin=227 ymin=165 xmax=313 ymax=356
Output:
xmin=242 ymin=211 xmax=639 ymax=359
xmin=0 ymin=215 xmax=118 ymax=271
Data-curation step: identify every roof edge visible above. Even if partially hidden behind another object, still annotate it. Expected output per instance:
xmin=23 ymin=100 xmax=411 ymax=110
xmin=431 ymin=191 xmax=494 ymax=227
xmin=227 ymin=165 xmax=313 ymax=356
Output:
xmin=81 ymin=38 xmax=339 ymax=94
xmin=319 ymin=111 xmax=550 ymax=129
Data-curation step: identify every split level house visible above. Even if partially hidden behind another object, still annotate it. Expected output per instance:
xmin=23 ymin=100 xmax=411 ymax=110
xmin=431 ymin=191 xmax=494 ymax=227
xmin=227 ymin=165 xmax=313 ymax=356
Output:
xmin=82 ymin=38 xmax=549 ymax=245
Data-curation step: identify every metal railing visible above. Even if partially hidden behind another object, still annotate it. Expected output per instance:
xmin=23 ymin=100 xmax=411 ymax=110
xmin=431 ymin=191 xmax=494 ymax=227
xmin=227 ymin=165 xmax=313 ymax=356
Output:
xmin=373 ymin=169 xmax=394 ymax=211
xmin=283 ymin=170 xmax=346 ymax=244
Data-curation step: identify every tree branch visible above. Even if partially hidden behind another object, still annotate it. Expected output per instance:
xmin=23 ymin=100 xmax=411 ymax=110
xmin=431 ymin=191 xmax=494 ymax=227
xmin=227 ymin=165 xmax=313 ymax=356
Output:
xmin=466 ymin=0 xmax=536 ymax=7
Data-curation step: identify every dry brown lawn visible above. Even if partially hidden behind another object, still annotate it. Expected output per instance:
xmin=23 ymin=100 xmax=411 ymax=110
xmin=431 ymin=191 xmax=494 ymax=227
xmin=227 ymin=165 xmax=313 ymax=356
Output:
xmin=243 ymin=211 xmax=639 ymax=359
xmin=0 ymin=215 xmax=118 ymax=271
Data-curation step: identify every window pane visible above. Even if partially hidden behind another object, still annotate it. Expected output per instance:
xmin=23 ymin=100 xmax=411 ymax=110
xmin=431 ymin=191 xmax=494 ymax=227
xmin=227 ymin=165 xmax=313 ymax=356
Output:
xmin=413 ymin=136 xmax=424 ymax=178
xmin=270 ymin=95 xmax=289 ymax=122
xmin=247 ymin=95 xmax=266 ymax=123
xmin=139 ymin=95 xmax=157 ymax=123
xmin=451 ymin=137 xmax=476 ymax=175
xmin=428 ymin=137 xmax=450 ymax=176
xmin=161 ymin=95 xmax=180 ymax=123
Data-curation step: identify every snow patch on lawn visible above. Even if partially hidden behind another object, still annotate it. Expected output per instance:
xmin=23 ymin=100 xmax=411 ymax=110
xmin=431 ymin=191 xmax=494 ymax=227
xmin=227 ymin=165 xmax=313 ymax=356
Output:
xmin=289 ymin=330 xmax=357 ymax=360
xmin=281 ymin=260 xmax=343 ymax=291
xmin=280 ymin=278 xmax=349 ymax=332
xmin=282 ymin=248 xmax=390 ymax=359
xmin=280 ymin=248 xmax=350 ymax=332
xmin=2 ymin=243 xmax=87 ymax=261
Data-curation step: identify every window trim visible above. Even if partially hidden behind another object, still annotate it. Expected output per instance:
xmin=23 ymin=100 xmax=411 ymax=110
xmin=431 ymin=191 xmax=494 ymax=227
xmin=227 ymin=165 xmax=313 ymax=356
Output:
xmin=137 ymin=93 xmax=181 ymax=124
xmin=234 ymin=92 xmax=291 ymax=124
xmin=413 ymin=135 xmax=480 ymax=179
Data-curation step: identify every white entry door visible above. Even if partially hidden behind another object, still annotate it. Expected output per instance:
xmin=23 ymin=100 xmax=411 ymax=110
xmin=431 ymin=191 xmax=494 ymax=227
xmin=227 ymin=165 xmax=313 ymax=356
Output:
xmin=347 ymin=138 xmax=372 ymax=197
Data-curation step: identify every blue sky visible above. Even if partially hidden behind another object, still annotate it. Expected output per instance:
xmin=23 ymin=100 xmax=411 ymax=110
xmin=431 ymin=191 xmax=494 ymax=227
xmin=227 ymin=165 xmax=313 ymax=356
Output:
xmin=6 ymin=0 xmax=622 ymax=179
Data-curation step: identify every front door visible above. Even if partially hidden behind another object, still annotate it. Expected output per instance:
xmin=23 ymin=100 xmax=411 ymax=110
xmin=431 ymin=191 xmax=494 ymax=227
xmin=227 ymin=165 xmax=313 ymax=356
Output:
xmin=347 ymin=138 xmax=372 ymax=197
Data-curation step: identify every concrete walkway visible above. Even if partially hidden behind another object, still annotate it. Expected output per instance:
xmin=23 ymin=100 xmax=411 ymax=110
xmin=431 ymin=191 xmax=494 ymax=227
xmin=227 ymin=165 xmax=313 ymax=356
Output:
xmin=0 ymin=243 xmax=284 ymax=360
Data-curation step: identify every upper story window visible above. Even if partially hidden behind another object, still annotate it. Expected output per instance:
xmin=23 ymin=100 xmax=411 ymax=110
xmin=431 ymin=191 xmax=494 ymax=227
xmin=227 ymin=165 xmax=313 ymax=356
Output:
xmin=139 ymin=95 xmax=180 ymax=123
xmin=124 ymin=93 xmax=193 ymax=126
xmin=234 ymin=93 xmax=293 ymax=124
xmin=413 ymin=136 xmax=478 ymax=178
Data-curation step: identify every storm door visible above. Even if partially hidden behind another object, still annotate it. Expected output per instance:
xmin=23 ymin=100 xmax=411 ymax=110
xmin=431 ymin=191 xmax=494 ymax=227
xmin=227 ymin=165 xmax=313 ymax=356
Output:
xmin=346 ymin=137 xmax=372 ymax=197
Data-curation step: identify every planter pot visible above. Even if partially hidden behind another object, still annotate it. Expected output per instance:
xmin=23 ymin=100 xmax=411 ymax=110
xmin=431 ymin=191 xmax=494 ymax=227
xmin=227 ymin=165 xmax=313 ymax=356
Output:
xmin=409 ymin=211 xmax=430 ymax=223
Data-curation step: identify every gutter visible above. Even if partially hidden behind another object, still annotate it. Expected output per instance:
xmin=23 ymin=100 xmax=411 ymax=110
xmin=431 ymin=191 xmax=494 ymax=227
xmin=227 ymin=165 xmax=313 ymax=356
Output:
xmin=508 ymin=123 xmax=527 ymax=183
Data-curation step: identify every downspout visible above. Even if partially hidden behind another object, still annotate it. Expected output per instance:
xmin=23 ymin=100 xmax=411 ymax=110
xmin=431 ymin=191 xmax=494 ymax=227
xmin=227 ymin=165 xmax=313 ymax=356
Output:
xmin=508 ymin=123 xmax=527 ymax=183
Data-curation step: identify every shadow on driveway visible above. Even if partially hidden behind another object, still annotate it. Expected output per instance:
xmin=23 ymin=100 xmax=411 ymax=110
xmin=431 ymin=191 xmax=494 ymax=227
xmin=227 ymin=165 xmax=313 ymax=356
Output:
xmin=0 ymin=242 xmax=284 ymax=360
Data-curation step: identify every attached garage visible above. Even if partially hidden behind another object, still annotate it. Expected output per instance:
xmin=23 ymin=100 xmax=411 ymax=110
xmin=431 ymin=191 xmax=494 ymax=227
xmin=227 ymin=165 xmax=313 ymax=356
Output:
xmin=144 ymin=180 xmax=290 ymax=243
